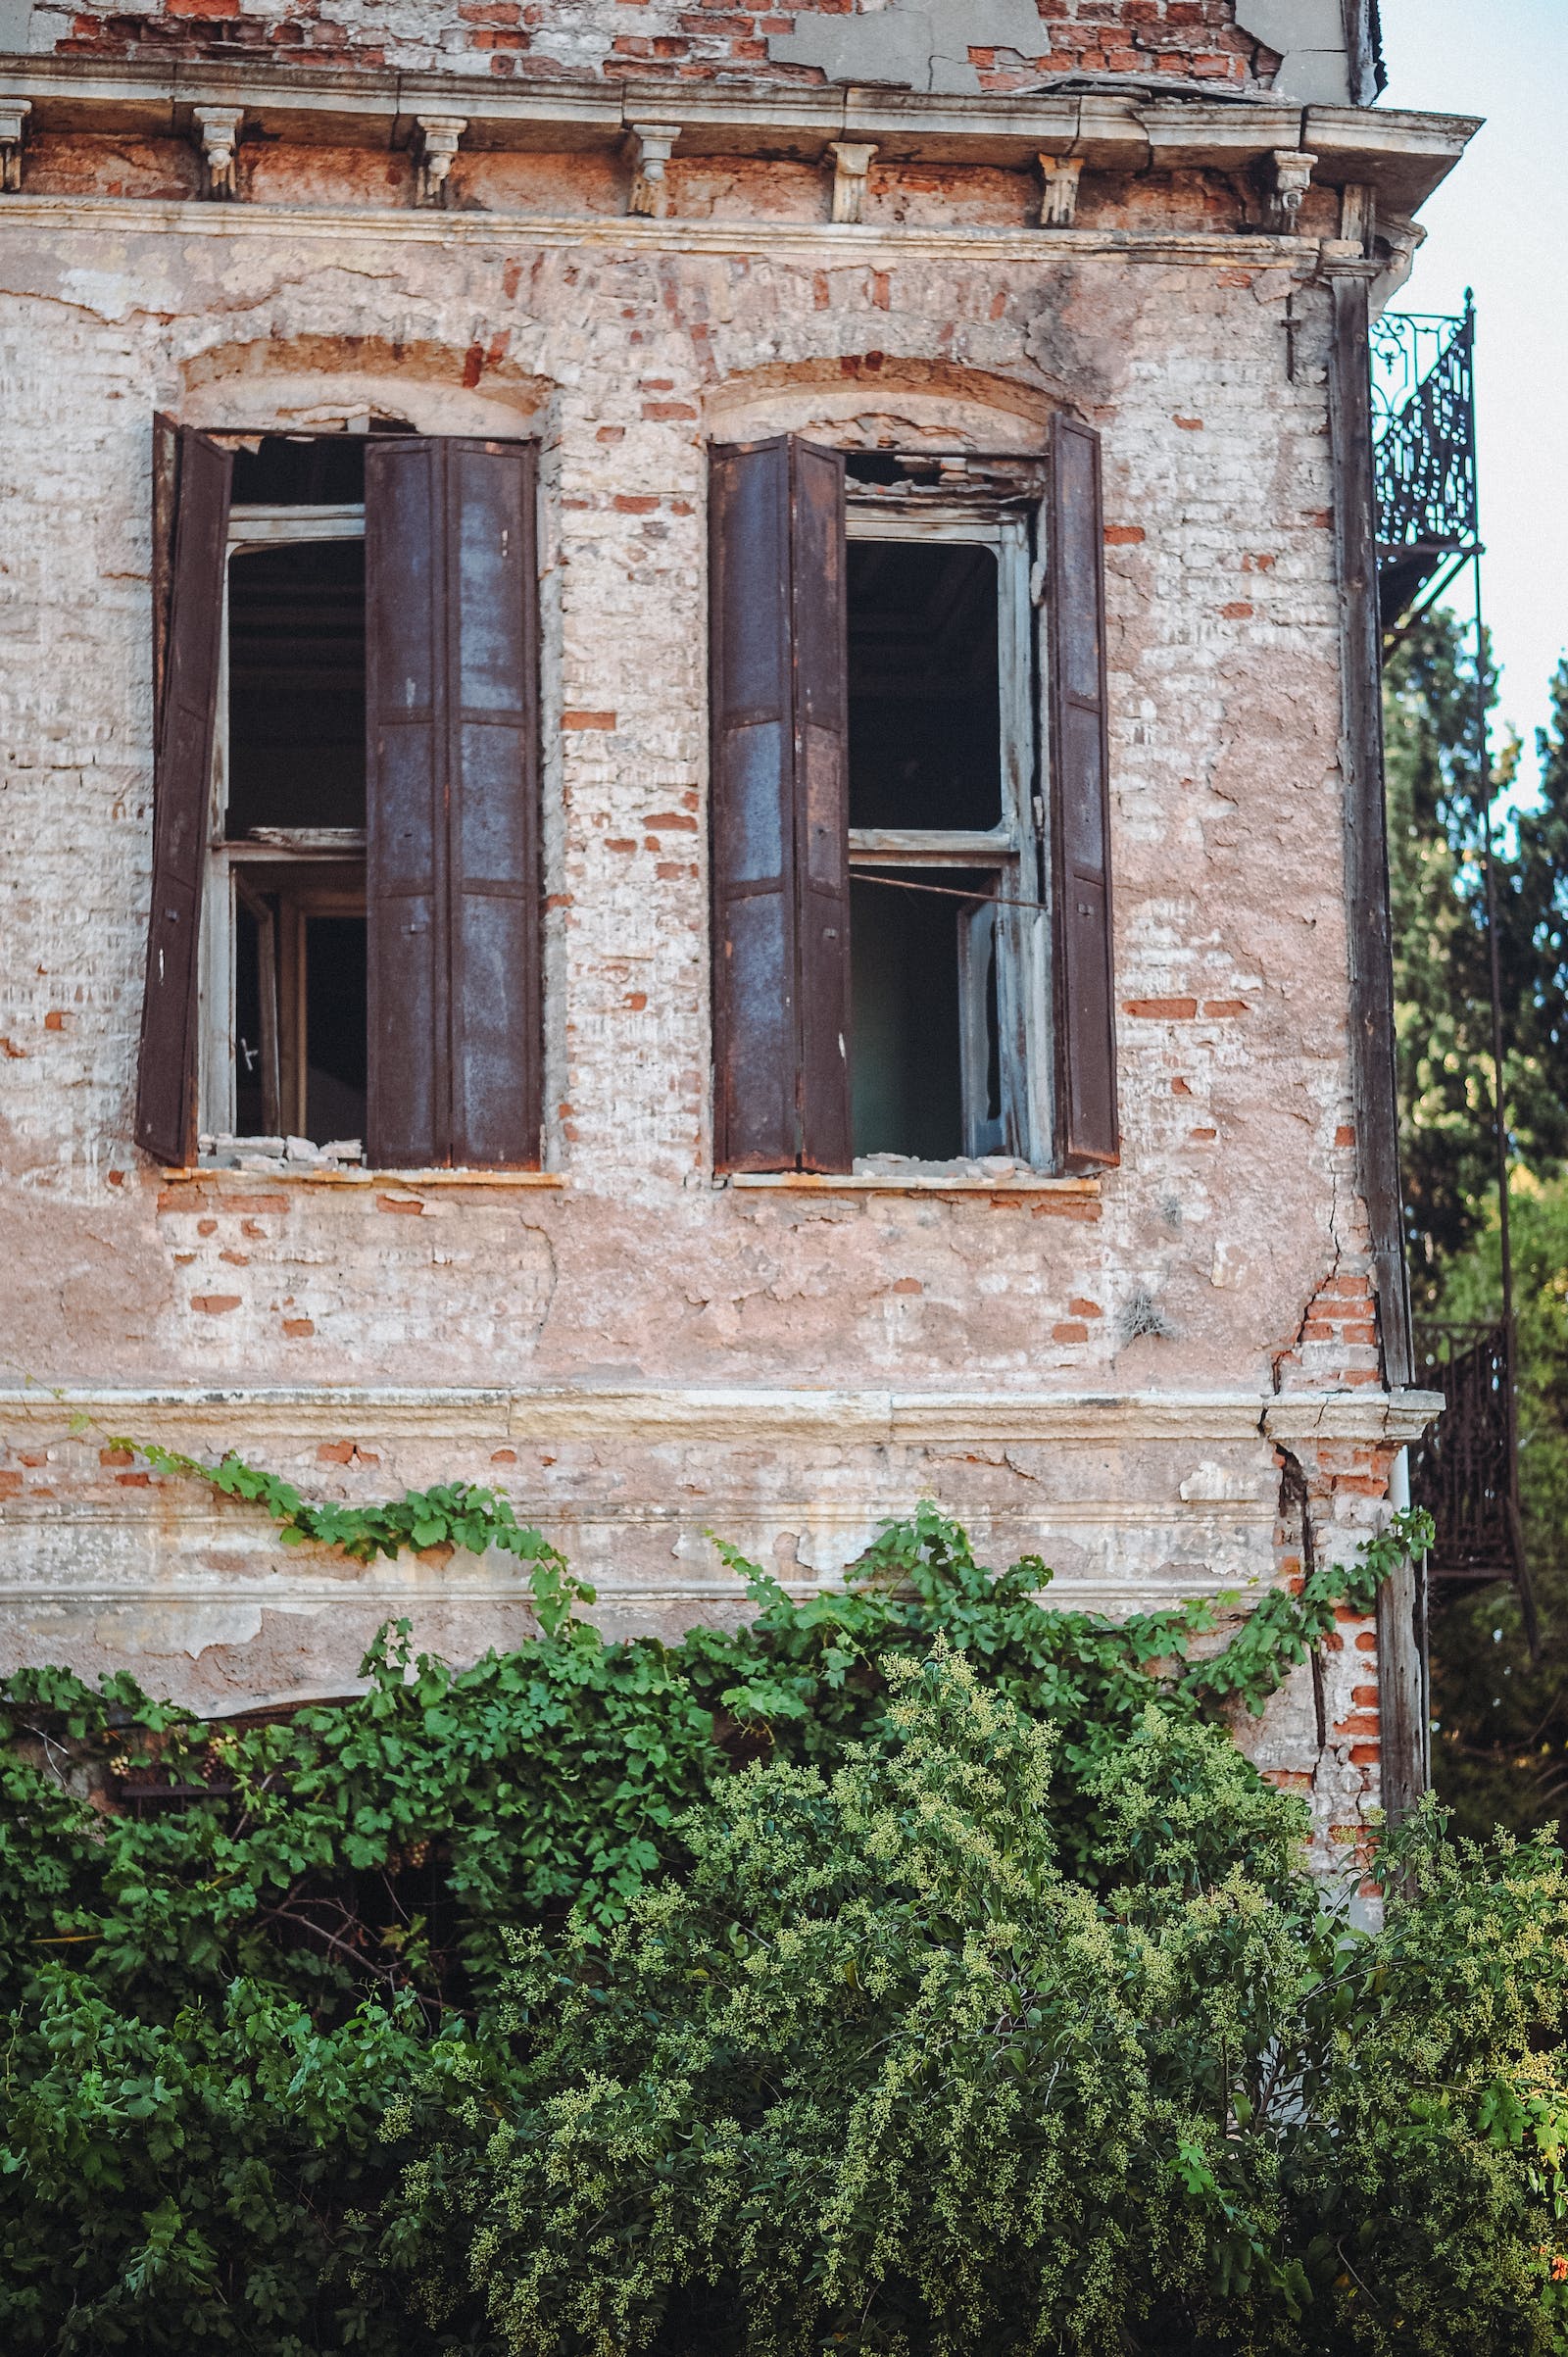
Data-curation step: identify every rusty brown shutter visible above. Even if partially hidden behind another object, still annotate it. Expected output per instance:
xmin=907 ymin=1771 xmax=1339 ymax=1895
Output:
xmin=151 ymin=413 xmax=180 ymax=749
xmin=710 ymin=436 xmax=851 ymax=1172
xmin=1048 ymin=411 xmax=1119 ymax=1173
xmin=366 ymin=438 xmax=541 ymax=1169
xmin=135 ymin=421 xmax=231 ymax=1165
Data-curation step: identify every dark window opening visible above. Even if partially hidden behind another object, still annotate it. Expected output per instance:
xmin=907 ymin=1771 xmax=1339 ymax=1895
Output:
xmin=851 ymin=869 xmax=996 ymax=1163
xmin=233 ymin=871 xmax=367 ymax=1146
xmin=845 ymin=527 xmax=1009 ymax=1161
xmin=233 ymin=895 xmax=270 ymax=1139
xmin=229 ymin=422 xmax=413 ymax=507
xmin=226 ymin=541 xmax=367 ymax=837
xmin=847 ymin=539 xmax=1002 ymax=832
xmin=306 ymin=914 xmax=368 ymax=1144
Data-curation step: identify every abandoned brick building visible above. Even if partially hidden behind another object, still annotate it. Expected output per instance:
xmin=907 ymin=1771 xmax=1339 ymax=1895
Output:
xmin=0 ymin=0 xmax=1472 ymax=1853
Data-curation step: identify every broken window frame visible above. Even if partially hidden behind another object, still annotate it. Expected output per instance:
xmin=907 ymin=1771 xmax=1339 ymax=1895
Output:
xmin=200 ymin=497 xmax=368 ymax=1150
xmin=844 ymin=494 xmax=1053 ymax=1169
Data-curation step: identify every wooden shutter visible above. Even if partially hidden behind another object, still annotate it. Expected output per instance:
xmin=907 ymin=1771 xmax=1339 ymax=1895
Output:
xmin=135 ymin=420 xmax=231 ymax=1165
xmin=365 ymin=438 xmax=541 ymax=1169
xmin=710 ymin=436 xmax=852 ymax=1172
xmin=151 ymin=413 xmax=180 ymax=750
xmin=1048 ymin=411 xmax=1119 ymax=1172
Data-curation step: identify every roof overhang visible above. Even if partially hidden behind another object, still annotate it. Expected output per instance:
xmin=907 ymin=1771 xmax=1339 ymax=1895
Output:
xmin=0 ymin=59 xmax=1479 ymax=219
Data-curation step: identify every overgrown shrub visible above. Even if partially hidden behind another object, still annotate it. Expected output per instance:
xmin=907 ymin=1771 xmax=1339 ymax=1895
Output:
xmin=360 ymin=1651 xmax=1568 ymax=2357
xmin=5 ymin=1472 xmax=1566 ymax=2352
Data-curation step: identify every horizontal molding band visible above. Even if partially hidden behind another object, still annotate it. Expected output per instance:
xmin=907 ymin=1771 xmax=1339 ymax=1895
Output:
xmin=0 ymin=1492 xmax=1282 ymax=1535
xmin=0 ymin=1384 xmax=1443 ymax=1449
xmin=0 ymin=195 xmax=1324 ymax=268
xmin=0 ymin=1575 xmax=1256 ymax=1609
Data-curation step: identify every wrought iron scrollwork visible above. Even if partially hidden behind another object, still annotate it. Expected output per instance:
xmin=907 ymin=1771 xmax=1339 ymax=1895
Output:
xmin=1372 ymin=299 xmax=1480 ymax=633
xmin=1409 ymin=1319 xmax=1514 ymax=1581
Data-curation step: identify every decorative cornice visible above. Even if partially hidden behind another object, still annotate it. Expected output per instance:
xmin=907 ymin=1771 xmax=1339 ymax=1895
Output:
xmin=0 ymin=59 xmax=1478 ymax=217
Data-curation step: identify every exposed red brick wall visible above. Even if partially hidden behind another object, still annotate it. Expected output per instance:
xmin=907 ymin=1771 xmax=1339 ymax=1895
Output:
xmin=48 ymin=0 xmax=1279 ymax=89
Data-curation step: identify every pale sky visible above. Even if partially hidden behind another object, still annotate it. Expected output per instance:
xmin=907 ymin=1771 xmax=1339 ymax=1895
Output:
xmin=1378 ymin=0 xmax=1568 ymax=792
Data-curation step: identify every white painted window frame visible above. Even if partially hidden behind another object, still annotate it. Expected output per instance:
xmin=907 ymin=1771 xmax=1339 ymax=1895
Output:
xmin=845 ymin=497 xmax=1052 ymax=1168
xmin=200 ymin=501 xmax=367 ymax=1142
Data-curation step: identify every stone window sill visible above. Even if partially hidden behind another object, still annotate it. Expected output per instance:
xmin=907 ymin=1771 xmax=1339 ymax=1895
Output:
xmin=165 ymin=1166 xmax=566 ymax=1190
xmin=722 ymin=1170 xmax=1100 ymax=1199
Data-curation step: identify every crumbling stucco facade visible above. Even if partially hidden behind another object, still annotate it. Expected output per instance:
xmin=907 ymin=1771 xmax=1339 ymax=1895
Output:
xmin=0 ymin=0 xmax=1464 ymax=1865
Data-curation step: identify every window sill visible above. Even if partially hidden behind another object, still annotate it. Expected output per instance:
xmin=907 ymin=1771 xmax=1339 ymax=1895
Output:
xmin=165 ymin=1166 xmax=565 ymax=1190
xmin=722 ymin=1170 xmax=1100 ymax=1198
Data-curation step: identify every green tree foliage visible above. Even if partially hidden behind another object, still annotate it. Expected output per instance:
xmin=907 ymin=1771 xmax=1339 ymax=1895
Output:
xmin=1385 ymin=624 xmax=1568 ymax=1290
xmin=1425 ymin=1176 xmax=1568 ymax=1844
xmin=1387 ymin=629 xmax=1568 ymax=1841
xmin=1 ymin=1484 xmax=1496 ymax=2356
xmin=364 ymin=1652 xmax=1568 ymax=2356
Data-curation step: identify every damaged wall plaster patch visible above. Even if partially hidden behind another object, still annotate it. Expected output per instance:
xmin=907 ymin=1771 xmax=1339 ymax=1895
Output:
xmin=0 ymin=0 xmax=36 ymax=51
xmin=769 ymin=0 xmax=1045 ymax=97
xmin=1234 ymin=0 xmax=1354 ymax=106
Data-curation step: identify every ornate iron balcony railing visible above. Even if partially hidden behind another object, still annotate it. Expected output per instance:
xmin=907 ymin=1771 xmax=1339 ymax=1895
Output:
xmin=1409 ymin=1319 xmax=1536 ymax=1650
xmin=1372 ymin=300 xmax=1480 ymax=635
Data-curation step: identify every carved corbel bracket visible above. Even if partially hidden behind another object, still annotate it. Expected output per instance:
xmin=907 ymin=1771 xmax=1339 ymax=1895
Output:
xmin=827 ymin=140 xmax=877 ymax=226
xmin=1339 ymin=181 xmax=1377 ymax=256
xmin=1264 ymin=147 xmax=1317 ymax=234
xmin=415 ymin=114 xmax=467 ymax=210
xmin=0 ymin=99 xmax=31 ymax=195
xmin=193 ymin=105 xmax=244 ymax=202
xmin=1370 ymin=213 xmax=1425 ymax=312
xmin=1038 ymin=153 xmax=1083 ymax=228
xmin=627 ymin=121 xmax=681 ymax=220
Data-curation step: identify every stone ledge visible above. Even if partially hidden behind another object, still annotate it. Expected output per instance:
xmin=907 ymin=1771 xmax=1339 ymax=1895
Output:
xmin=726 ymin=1171 xmax=1100 ymax=1198
xmin=0 ymin=1383 xmax=1444 ymax=1449
xmin=162 ymin=1166 xmax=566 ymax=1190
xmin=0 ymin=193 xmax=1329 ymax=267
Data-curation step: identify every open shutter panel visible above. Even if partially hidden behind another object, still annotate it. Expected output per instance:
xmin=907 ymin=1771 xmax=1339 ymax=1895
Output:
xmin=365 ymin=438 xmax=542 ymax=1168
xmin=135 ymin=421 xmax=231 ymax=1165
xmin=789 ymin=441 xmax=853 ymax=1172
xmin=710 ymin=436 xmax=851 ymax=1172
xmin=367 ymin=439 xmax=446 ymax=1167
xmin=446 ymin=442 xmax=542 ymax=1166
xmin=1048 ymin=411 xmax=1120 ymax=1172
xmin=151 ymin=413 xmax=180 ymax=751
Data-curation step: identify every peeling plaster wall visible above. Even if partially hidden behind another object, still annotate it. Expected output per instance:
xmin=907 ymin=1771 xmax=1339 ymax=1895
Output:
xmin=0 ymin=136 xmax=1408 ymax=1866
xmin=13 ymin=0 xmax=1282 ymax=93
xmin=1234 ymin=0 xmax=1354 ymax=106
